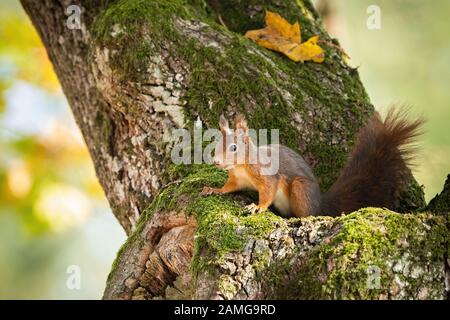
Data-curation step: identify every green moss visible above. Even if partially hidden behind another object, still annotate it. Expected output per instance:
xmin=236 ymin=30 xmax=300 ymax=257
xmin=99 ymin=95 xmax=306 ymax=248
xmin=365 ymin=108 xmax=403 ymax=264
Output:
xmin=189 ymin=195 xmax=246 ymax=254
xmin=188 ymin=189 xmax=285 ymax=276
xmin=92 ymin=0 xmax=195 ymax=77
xmin=396 ymin=179 xmax=426 ymax=213
xmin=184 ymin=177 xmax=285 ymax=279
xmin=427 ymin=175 xmax=450 ymax=214
xmin=268 ymin=208 xmax=449 ymax=299
xmin=306 ymin=141 xmax=347 ymax=189
xmin=156 ymin=164 xmax=285 ymax=276
xmin=160 ymin=164 xmax=227 ymax=210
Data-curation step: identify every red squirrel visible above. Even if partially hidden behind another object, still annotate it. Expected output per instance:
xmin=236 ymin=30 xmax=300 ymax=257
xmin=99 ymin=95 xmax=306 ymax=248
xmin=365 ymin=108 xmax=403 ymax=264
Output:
xmin=201 ymin=109 xmax=424 ymax=217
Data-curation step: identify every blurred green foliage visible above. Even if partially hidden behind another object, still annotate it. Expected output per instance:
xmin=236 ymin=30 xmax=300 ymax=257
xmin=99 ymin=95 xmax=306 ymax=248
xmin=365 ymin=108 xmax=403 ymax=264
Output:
xmin=0 ymin=1 xmax=104 ymax=234
xmin=0 ymin=0 xmax=125 ymax=299
xmin=0 ymin=1 xmax=59 ymax=92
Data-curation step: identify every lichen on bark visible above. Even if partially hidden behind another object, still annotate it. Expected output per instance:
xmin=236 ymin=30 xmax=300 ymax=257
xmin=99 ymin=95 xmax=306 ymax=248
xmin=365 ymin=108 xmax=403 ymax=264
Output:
xmin=266 ymin=210 xmax=448 ymax=300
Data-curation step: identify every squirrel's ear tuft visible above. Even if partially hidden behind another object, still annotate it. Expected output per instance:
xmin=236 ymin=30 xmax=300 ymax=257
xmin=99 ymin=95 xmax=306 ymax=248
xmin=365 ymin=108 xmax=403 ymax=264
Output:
xmin=235 ymin=114 xmax=248 ymax=133
xmin=219 ymin=114 xmax=229 ymax=132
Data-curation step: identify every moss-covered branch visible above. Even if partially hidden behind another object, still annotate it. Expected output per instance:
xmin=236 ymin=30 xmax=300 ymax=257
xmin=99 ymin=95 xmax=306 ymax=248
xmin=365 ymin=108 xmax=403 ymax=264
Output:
xmin=104 ymin=166 xmax=449 ymax=300
xmin=427 ymin=175 xmax=450 ymax=214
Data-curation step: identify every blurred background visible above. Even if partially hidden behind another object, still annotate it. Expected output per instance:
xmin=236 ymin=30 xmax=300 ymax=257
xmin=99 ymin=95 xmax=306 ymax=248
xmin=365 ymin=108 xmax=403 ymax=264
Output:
xmin=314 ymin=0 xmax=450 ymax=199
xmin=0 ymin=0 xmax=448 ymax=299
xmin=0 ymin=0 xmax=126 ymax=299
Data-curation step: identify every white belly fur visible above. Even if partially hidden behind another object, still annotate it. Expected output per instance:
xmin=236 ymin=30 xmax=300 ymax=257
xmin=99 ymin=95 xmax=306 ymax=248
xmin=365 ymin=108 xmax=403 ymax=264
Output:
xmin=231 ymin=167 xmax=291 ymax=216
xmin=273 ymin=188 xmax=291 ymax=217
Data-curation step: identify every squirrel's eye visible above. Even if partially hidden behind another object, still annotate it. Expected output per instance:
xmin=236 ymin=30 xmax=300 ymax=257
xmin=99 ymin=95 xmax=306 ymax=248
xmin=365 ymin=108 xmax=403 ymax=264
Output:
xmin=229 ymin=144 xmax=237 ymax=152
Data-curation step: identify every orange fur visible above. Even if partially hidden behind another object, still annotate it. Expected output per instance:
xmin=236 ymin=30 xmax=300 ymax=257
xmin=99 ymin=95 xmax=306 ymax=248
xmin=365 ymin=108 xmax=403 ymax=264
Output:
xmin=242 ymin=164 xmax=277 ymax=211
xmin=289 ymin=177 xmax=310 ymax=217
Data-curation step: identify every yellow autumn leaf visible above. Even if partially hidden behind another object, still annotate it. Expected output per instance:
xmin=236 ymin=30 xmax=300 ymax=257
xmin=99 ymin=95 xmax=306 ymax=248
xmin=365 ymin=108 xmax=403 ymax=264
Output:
xmin=244 ymin=11 xmax=325 ymax=63
xmin=265 ymin=11 xmax=301 ymax=44
xmin=286 ymin=36 xmax=325 ymax=63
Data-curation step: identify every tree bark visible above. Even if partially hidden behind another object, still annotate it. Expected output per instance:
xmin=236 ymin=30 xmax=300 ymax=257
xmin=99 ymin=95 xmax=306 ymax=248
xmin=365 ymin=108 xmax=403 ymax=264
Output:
xmin=20 ymin=0 xmax=448 ymax=300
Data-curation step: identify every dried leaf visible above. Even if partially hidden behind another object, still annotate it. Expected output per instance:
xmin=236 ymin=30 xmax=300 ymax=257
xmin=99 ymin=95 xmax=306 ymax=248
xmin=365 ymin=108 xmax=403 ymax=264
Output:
xmin=264 ymin=10 xmax=301 ymax=44
xmin=287 ymin=36 xmax=325 ymax=63
xmin=244 ymin=11 xmax=325 ymax=63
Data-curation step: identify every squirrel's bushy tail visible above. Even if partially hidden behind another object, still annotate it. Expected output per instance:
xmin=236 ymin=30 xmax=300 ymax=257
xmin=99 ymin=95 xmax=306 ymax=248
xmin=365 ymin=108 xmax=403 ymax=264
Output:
xmin=320 ymin=108 xmax=424 ymax=216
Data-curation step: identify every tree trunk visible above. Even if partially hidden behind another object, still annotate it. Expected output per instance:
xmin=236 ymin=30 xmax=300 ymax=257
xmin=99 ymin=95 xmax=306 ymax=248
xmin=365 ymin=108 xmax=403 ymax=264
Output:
xmin=20 ymin=0 xmax=449 ymax=300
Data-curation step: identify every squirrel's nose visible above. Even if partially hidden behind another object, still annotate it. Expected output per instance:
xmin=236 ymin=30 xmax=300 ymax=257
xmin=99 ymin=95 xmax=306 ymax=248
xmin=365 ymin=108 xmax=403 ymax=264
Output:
xmin=213 ymin=158 xmax=220 ymax=165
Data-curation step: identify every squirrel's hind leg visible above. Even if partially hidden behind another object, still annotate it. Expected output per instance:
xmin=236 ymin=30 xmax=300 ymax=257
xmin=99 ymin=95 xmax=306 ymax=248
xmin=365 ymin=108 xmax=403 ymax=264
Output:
xmin=289 ymin=177 xmax=312 ymax=218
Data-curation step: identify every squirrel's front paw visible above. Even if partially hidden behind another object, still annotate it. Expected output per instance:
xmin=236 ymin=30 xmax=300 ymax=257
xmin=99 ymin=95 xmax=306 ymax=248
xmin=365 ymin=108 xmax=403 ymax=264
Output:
xmin=245 ymin=203 xmax=265 ymax=214
xmin=201 ymin=186 xmax=221 ymax=196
